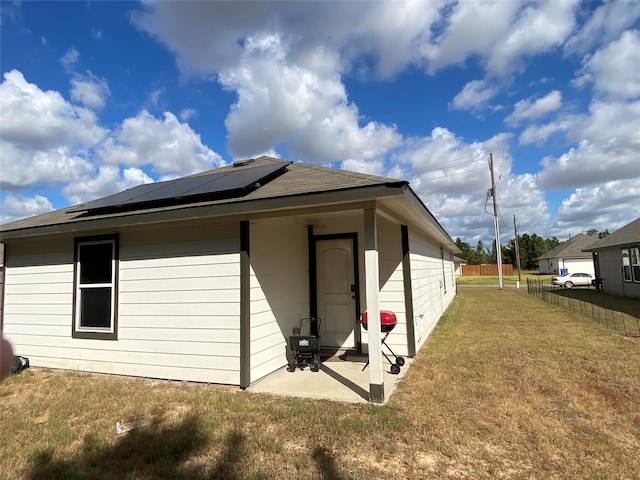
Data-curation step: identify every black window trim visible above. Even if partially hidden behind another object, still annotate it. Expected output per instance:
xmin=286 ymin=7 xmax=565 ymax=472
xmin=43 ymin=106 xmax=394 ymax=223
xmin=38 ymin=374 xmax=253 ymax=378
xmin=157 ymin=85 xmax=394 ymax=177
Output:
xmin=72 ymin=234 xmax=119 ymax=340
xmin=622 ymin=246 xmax=640 ymax=284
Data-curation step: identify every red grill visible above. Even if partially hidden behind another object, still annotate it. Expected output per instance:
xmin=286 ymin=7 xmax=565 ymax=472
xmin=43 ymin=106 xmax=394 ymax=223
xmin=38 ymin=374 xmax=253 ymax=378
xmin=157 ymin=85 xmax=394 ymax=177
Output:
xmin=360 ymin=310 xmax=405 ymax=374
xmin=361 ymin=310 xmax=397 ymax=332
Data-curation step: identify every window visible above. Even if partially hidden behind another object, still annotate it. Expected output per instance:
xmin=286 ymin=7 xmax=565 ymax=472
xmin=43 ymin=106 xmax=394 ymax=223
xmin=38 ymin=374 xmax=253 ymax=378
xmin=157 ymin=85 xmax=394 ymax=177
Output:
xmin=621 ymin=247 xmax=640 ymax=283
xmin=622 ymin=249 xmax=631 ymax=281
xmin=631 ymin=247 xmax=640 ymax=283
xmin=73 ymin=235 xmax=119 ymax=339
xmin=440 ymin=247 xmax=446 ymax=293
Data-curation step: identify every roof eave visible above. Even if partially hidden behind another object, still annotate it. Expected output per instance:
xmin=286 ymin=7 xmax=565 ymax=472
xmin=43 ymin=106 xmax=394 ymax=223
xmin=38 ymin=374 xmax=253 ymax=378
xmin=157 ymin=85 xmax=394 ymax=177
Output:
xmin=401 ymin=186 xmax=461 ymax=254
xmin=0 ymin=183 xmax=408 ymax=241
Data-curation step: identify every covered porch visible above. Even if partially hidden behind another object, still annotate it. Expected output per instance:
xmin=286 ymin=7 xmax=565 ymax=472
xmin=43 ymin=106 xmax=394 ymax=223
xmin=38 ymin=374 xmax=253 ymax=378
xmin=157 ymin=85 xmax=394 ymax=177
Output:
xmin=247 ymin=205 xmax=411 ymax=403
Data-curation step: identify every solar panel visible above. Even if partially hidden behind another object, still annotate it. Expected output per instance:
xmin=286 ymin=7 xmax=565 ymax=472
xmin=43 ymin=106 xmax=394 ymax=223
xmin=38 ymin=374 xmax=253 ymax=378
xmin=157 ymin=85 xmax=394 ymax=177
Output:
xmin=67 ymin=182 xmax=168 ymax=213
xmin=69 ymin=162 xmax=289 ymax=214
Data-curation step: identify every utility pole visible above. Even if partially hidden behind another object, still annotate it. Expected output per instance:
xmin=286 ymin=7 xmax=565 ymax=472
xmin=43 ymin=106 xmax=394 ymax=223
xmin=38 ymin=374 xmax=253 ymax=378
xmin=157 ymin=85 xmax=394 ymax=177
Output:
xmin=513 ymin=214 xmax=522 ymax=286
xmin=489 ymin=153 xmax=504 ymax=289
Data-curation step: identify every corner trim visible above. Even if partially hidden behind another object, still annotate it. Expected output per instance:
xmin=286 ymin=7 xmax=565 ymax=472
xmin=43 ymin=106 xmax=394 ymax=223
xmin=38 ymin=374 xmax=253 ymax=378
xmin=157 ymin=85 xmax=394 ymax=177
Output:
xmin=240 ymin=220 xmax=251 ymax=389
xmin=401 ymin=225 xmax=416 ymax=357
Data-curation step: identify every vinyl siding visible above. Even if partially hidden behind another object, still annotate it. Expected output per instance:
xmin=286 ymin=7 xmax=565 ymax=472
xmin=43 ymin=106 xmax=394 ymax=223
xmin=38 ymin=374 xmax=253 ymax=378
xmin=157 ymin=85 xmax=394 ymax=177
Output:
xmin=360 ymin=217 xmax=408 ymax=356
xmin=408 ymin=231 xmax=455 ymax=352
xmin=249 ymin=217 xmax=310 ymax=382
xmin=3 ymin=239 xmax=74 ymax=358
xmin=3 ymin=221 xmax=242 ymax=385
xmin=597 ymin=248 xmax=640 ymax=298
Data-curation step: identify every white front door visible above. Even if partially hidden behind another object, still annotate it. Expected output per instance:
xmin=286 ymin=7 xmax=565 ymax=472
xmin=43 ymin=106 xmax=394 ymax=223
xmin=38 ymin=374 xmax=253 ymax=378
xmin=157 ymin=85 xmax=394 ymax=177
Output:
xmin=316 ymin=238 xmax=356 ymax=349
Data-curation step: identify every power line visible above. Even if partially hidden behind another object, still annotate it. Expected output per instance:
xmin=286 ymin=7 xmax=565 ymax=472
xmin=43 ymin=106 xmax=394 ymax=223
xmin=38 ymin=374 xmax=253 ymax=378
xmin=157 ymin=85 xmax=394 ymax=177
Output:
xmin=407 ymin=149 xmax=511 ymax=175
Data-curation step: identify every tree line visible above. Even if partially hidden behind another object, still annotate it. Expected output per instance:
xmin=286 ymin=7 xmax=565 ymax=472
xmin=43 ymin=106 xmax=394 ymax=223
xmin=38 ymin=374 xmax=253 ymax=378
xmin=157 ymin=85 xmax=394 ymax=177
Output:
xmin=455 ymin=229 xmax=610 ymax=270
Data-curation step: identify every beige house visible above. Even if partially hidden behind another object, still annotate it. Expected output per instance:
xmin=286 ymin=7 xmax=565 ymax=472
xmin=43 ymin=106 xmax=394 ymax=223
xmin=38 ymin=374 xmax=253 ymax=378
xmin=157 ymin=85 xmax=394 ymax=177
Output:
xmin=0 ymin=157 xmax=459 ymax=402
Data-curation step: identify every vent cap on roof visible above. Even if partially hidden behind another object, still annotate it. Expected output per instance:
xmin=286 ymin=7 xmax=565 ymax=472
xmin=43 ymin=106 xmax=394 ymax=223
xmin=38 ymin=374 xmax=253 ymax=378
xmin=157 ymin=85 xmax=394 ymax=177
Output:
xmin=232 ymin=158 xmax=256 ymax=167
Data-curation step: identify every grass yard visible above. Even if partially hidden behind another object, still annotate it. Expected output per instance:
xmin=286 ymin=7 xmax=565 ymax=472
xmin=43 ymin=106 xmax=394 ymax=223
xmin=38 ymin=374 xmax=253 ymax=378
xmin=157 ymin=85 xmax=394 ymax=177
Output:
xmin=1 ymin=289 xmax=639 ymax=479
xmin=455 ymin=270 xmax=553 ymax=286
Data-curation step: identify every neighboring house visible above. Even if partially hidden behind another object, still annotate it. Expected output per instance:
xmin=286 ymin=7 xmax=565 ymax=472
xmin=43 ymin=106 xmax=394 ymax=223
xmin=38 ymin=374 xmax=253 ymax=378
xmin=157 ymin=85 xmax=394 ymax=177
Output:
xmin=0 ymin=156 xmax=459 ymax=402
xmin=583 ymin=217 xmax=640 ymax=299
xmin=453 ymin=256 xmax=466 ymax=277
xmin=537 ymin=233 xmax=598 ymax=275
xmin=0 ymin=244 xmax=3 ymax=326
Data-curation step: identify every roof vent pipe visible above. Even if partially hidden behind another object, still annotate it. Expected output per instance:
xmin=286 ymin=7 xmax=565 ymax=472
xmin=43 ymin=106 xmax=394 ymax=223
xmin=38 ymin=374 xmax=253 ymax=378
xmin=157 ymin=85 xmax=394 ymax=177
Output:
xmin=232 ymin=159 xmax=256 ymax=167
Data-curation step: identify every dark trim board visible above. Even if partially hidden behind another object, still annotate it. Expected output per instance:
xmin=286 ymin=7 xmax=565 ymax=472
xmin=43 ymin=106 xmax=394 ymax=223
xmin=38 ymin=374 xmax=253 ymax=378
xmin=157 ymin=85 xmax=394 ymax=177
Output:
xmin=240 ymin=220 xmax=251 ymax=389
xmin=401 ymin=225 xmax=416 ymax=357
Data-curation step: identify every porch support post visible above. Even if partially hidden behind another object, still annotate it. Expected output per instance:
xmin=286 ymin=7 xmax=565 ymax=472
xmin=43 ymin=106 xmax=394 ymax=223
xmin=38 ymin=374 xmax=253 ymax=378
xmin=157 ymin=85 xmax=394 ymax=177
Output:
xmin=401 ymin=225 xmax=416 ymax=357
xmin=239 ymin=220 xmax=251 ymax=389
xmin=364 ymin=207 xmax=384 ymax=403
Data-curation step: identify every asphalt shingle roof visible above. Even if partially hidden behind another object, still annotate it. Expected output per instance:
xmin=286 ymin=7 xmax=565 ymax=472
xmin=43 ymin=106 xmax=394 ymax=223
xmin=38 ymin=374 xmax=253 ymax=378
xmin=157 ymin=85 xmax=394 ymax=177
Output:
xmin=583 ymin=217 xmax=640 ymax=251
xmin=537 ymin=233 xmax=598 ymax=260
xmin=0 ymin=156 xmax=406 ymax=234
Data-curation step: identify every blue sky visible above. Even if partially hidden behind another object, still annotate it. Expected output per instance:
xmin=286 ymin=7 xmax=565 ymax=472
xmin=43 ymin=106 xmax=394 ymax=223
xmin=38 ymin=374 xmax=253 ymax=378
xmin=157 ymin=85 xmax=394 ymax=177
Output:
xmin=1 ymin=1 xmax=639 ymax=244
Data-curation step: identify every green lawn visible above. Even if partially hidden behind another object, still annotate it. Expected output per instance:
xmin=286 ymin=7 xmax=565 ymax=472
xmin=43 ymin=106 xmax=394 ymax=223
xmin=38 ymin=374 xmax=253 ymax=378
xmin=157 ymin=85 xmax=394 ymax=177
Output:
xmin=1 ymin=288 xmax=639 ymax=479
xmin=456 ymin=270 xmax=553 ymax=286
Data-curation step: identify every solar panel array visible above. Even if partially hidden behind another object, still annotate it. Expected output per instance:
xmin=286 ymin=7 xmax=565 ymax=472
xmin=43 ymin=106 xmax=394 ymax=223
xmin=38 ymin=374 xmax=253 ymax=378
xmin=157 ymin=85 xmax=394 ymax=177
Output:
xmin=69 ymin=162 xmax=289 ymax=214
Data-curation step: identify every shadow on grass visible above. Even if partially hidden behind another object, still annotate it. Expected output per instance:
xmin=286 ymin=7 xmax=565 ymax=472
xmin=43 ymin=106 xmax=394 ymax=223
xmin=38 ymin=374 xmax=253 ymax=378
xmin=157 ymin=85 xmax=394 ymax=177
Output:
xmin=27 ymin=414 xmax=256 ymax=480
xmin=312 ymin=447 xmax=344 ymax=480
xmin=550 ymin=288 xmax=640 ymax=318
xmin=27 ymin=412 xmax=345 ymax=479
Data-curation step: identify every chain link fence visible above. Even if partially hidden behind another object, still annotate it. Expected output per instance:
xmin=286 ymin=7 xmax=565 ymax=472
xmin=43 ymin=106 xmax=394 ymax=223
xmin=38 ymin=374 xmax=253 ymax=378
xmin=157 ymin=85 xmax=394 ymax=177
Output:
xmin=527 ymin=278 xmax=640 ymax=338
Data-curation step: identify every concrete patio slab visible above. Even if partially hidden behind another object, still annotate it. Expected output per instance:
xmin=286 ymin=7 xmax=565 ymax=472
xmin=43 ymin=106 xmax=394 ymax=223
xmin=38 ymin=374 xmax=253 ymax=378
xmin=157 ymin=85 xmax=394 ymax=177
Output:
xmin=247 ymin=355 xmax=412 ymax=404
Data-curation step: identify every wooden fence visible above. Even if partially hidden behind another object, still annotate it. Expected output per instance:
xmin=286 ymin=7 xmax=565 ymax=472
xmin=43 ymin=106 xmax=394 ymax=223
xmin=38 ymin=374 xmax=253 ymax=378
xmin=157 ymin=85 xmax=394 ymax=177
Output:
xmin=461 ymin=264 xmax=513 ymax=276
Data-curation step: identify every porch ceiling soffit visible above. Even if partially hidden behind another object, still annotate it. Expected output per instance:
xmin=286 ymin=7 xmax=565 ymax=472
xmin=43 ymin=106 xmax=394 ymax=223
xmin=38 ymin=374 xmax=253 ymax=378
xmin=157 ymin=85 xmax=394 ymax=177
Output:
xmin=246 ymin=200 xmax=376 ymax=222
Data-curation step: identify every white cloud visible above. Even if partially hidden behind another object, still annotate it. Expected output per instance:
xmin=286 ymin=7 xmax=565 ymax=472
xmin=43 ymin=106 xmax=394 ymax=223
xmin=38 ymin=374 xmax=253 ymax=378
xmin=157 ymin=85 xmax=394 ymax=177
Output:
xmin=505 ymin=90 xmax=562 ymax=127
xmin=388 ymin=127 xmax=550 ymax=239
xmin=60 ymin=47 xmax=79 ymax=70
xmin=70 ymin=72 xmax=110 ymax=110
xmin=535 ymin=98 xmax=640 ymax=190
xmin=425 ymin=0 xmax=579 ymax=76
xmin=0 ymin=70 xmax=106 ymax=150
xmin=564 ymin=1 xmax=640 ymax=56
xmin=0 ymin=70 xmax=226 ymax=212
xmin=62 ymin=166 xmax=154 ymax=205
xmin=179 ymin=108 xmax=197 ymax=121
xmin=0 ymin=70 xmax=106 ymax=188
xmin=220 ymin=33 xmax=400 ymax=163
xmin=485 ymin=1 xmax=579 ymax=75
xmin=575 ymin=29 xmax=640 ymax=100
xmin=0 ymin=193 xmax=54 ymax=224
xmin=101 ymin=110 xmax=225 ymax=177
xmin=131 ymin=1 xmax=444 ymax=78
xmin=450 ymin=79 xmax=499 ymax=111
xmin=423 ymin=1 xmax=520 ymax=73
xmin=147 ymin=87 xmax=164 ymax=108
xmin=519 ymin=118 xmax=573 ymax=145
xmin=553 ymin=179 xmax=640 ymax=234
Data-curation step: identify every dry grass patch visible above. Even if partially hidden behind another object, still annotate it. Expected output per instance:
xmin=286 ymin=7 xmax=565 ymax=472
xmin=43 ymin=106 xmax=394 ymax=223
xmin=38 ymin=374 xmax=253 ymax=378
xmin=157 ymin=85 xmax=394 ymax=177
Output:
xmin=1 ymin=288 xmax=639 ymax=479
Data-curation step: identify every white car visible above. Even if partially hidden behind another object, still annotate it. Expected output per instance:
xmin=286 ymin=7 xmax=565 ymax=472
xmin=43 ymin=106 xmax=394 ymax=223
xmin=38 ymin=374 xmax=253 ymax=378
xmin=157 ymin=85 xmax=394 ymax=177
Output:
xmin=551 ymin=272 xmax=594 ymax=288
